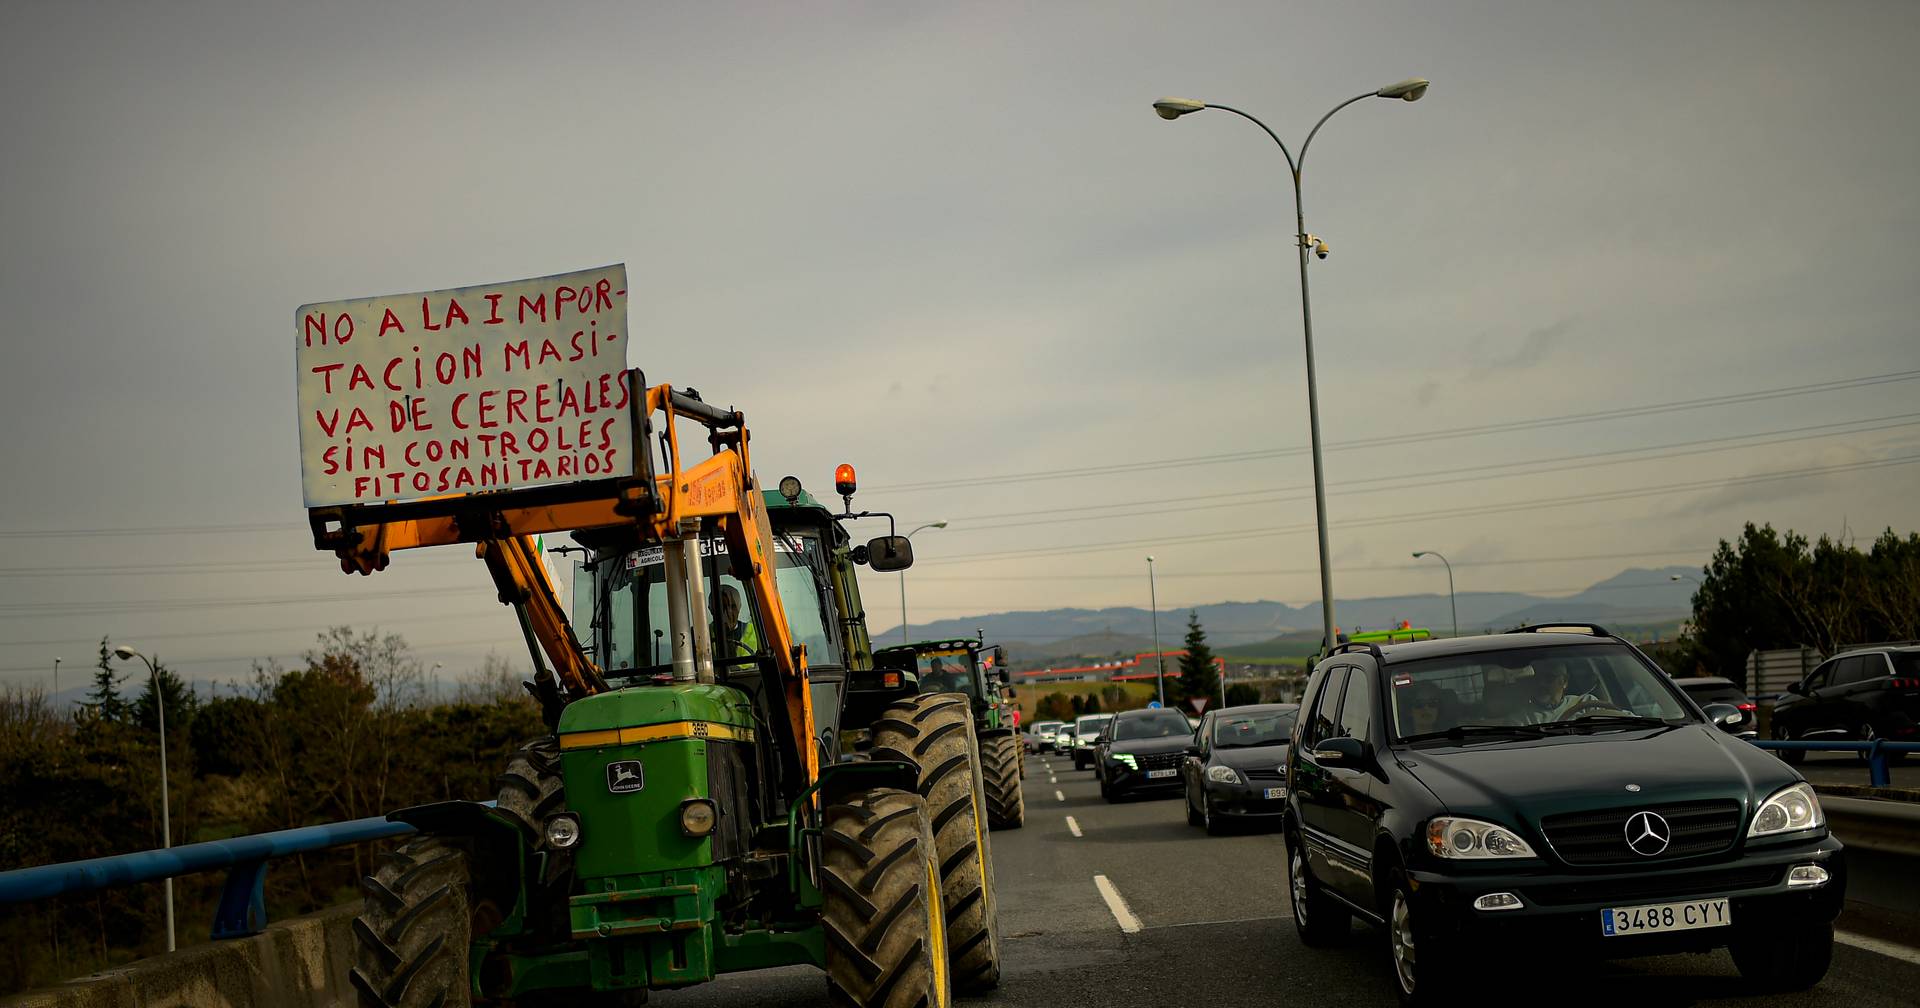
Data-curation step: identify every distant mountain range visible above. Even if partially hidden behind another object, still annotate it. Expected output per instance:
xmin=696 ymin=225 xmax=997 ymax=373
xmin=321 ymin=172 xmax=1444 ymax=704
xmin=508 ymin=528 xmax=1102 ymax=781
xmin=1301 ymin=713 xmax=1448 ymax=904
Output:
xmin=900 ymin=566 xmax=1698 ymax=664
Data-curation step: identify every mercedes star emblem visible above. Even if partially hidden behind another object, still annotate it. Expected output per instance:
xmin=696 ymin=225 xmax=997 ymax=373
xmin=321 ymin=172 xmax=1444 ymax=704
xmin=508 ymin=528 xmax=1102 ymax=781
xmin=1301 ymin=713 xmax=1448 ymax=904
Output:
xmin=1624 ymin=810 xmax=1671 ymax=856
xmin=1624 ymin=783 xmax=1642 ymax=792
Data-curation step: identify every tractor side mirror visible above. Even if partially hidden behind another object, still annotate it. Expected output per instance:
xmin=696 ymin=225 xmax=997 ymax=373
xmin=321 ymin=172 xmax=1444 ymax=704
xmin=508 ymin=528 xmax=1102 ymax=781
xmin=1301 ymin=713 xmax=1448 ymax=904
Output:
xmin=865 ymin=535 xmax=914 ymax=572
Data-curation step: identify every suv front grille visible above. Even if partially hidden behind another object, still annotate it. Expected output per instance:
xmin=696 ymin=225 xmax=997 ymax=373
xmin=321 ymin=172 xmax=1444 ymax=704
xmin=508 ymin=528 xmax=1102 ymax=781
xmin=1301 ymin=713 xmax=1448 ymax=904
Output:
xmin=1525 ymin=864 xmax=1780 ymax=906
xmin=1134 ymin=751 xmax=1183 ymax=772
xmin=1539 ymin=800 xmax=1742 ymax=865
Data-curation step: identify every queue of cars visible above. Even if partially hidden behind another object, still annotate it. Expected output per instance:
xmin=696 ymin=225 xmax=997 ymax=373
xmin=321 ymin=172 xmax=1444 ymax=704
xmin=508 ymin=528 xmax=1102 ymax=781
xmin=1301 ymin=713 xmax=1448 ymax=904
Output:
xmin=1030 ymin=623 xmax=1849 ymax=1005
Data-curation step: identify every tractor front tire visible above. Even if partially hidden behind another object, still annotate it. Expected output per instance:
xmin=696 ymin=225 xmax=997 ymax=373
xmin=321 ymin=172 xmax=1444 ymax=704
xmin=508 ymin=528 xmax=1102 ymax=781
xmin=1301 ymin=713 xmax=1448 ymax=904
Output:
xmin=492 ymin=736 xmax=566 ymax=842
xmin=983 ymin=734 xmax=1026 ymax=831
xmin=822 ymin=788 xmax=953 ymax=1008
xmin=872 ymin=693 xmax=1004 ymax=992
xmin=349 ymin=837 xmax=472 ymax=1008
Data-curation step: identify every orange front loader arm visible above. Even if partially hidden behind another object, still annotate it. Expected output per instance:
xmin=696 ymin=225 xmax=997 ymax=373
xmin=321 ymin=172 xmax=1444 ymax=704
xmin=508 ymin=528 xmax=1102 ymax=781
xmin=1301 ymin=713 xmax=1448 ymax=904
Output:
xmin=306 ymin=378 xmax=818 ymax=785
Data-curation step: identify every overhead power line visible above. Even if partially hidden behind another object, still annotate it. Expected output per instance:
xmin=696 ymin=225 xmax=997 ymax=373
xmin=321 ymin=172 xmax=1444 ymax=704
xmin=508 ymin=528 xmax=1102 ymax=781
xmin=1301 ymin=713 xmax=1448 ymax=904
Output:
xmin=929 ymin=414 xmax=1920 ymax=535
xmin=913 ymin=454 xmax=1920 ymax=566
xmin=906 ymin=548 xmax=1711 ymax=581
xmin=870 ymin=368 xmax=1920 ymax=494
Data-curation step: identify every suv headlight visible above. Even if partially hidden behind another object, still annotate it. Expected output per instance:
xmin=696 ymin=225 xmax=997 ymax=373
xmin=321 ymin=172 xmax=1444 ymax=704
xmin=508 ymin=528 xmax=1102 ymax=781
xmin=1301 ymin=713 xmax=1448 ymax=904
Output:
xmin=1110 ymin=753 xmax=1138 ymax=769
xmin=1206 ymin=765 xmax=1243 ymax=785
xmin=1749 ymin=782 xmax=1823 ymax=838
xmin=1427 ymin=817 xmax=1536 ymax=859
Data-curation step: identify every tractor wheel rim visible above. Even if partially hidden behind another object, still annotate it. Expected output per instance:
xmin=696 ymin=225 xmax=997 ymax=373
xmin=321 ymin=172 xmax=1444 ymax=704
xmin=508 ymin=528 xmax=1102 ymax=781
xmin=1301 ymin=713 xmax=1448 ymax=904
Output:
xmin=1392 ymin=890 xmax=1417 ymax=994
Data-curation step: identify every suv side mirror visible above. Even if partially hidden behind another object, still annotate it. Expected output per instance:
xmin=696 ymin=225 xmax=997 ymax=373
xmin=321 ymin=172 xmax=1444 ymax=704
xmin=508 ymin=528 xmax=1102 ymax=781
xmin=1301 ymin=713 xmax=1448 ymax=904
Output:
xmin=1184 ymin=744 xmax=1202 ymax=758
xmin=865 ymin=535 xmax=914 ymax=572
xmin=1311 ymin=736 xmax=1367 ymax=767
xmin=1785 ymin=681 xmax=1806 ymax=696
xmin=1700 ymin=703 xmax=1743 ymax=731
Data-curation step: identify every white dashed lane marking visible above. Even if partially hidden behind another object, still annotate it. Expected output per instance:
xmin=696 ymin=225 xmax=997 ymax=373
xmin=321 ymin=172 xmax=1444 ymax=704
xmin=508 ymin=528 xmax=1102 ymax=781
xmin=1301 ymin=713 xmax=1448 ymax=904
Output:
xmin=1066 ymin=815 xmax=1082 ymax=837
xmin=1094 ymin=874 xmax=1142 ymax=934
xmin=1054 ymin=789 xmax=1066 ymax=802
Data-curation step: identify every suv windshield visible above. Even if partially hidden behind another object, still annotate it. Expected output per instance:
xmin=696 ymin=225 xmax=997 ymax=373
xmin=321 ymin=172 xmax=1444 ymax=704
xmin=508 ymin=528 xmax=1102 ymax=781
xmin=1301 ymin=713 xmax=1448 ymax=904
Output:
xmin=1076 ymin=716 xmax=1112 ymax=739
xmin=1115 ymin=711 xmax=1193 ymax=740
xmin=1213 ymin=709 xmax=1297 ymax=747
xmin=1390 ymin=643 xmax=1692 ymax=741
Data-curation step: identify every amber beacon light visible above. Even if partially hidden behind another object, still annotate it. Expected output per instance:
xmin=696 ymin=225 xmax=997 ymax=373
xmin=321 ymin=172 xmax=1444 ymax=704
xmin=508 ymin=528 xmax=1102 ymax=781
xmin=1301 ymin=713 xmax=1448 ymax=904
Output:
xmin=834 ymin=464 xmax=858 ymax=499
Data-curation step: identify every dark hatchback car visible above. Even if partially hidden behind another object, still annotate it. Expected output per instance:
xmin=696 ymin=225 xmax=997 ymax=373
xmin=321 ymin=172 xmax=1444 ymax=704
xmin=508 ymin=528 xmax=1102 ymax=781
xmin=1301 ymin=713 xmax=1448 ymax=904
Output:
xmin=1095 ymin=707 xmax=1196 ymax=801
xmin=1283 ymin=625 xmax=1844 ymax=1006
xmin=1675 ymin=676 xmax=1758 ymax=738
xmin=1771 ymin=645 xmax=1920 ymax=762
xmin=1182 ymin=704 xmax=1299 ymax=834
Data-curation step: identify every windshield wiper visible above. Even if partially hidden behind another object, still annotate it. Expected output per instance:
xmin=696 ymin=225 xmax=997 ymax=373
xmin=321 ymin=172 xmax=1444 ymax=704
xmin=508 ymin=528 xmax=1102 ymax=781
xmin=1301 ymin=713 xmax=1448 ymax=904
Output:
xmin=1400 ymin=723 xmax=1551 ymax=743
xmin=1537 ymin=715 xmax=1677 ymax=733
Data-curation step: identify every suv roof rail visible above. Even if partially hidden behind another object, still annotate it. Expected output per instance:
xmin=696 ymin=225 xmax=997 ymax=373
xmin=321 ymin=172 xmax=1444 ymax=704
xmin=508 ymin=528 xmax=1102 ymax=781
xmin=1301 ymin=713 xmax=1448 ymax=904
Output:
xmin=1506 ymin=623 xmax=1612 ymax=637
xmin=1324 ymin=641 xmax=1386 ymax=662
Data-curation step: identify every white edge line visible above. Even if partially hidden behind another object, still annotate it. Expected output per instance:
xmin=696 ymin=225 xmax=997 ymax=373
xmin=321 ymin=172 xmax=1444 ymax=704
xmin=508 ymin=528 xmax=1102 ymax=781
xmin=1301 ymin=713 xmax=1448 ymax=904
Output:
xmin=1055 ymin=789 xmax=1066 ymax=802
xmin=1094 ymin=874 xmax=1142 ymax=934
xmin=1837 ymin=929 xmax=1920 ymax=967
xmin=1065 ymin=815 xmax=1082 ymax=837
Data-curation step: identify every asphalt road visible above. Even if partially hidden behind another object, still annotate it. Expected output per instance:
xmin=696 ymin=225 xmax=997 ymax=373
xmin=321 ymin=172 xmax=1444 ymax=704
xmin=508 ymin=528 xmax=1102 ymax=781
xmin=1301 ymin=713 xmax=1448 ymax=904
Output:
xmin=654 ymin=752 xmax=1920 ymax=1007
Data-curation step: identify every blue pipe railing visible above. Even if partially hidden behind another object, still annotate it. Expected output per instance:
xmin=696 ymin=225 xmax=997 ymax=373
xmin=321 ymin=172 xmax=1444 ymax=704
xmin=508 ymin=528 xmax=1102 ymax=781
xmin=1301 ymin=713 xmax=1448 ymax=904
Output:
xmin=1748 ymin=739 xmax=1920 ymax=789
xmin=0 ymin=814 xmax=417 ymax=941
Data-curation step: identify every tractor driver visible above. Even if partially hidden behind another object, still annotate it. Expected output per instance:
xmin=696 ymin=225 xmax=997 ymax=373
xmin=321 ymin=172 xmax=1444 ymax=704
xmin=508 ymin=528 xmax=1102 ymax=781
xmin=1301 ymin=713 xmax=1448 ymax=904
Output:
xmin=921 ymin=656 xmax=972 ymax=696
xmin=711 ymin=584 xmax=760 ymax=658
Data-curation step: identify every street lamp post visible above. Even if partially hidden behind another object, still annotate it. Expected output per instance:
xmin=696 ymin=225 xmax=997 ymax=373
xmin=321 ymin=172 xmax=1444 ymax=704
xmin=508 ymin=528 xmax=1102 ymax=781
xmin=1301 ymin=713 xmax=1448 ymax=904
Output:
xmin=52 ymin=656 xmax=61 ymax=704
xmin=1152 ymin=78 xmax=1430 ymax=653
xmin=1412 ymin=551 xmax=1458 ymax=638
xmin=112 ymin=645 xmax=175 ymax=952
xmin=899 ymin=522 xmax=948 ymax=643
xmin=1147 ymin=556 xmax=1165 ymax=707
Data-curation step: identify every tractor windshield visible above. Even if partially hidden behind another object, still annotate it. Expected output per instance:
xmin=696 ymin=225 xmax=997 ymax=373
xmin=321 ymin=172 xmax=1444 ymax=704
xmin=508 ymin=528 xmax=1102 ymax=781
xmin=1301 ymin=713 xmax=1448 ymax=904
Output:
xmin=916 ymin=648 xmax=981 ymax=700
xmin=585 ymin=533 xmax=842 ymax=677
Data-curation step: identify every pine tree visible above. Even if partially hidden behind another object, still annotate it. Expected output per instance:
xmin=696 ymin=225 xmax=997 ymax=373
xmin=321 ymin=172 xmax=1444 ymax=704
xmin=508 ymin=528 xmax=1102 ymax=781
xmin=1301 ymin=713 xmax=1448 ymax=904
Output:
xmin=130 ymin=656 xmax=197 ymax=737
xmin=1179 ymin=611 xmax=1220 ymax=713
xmin=87 ymin=637 xmax=127 ymax=721
xmin=1083 ymin=693 xmax=1103 ymax=715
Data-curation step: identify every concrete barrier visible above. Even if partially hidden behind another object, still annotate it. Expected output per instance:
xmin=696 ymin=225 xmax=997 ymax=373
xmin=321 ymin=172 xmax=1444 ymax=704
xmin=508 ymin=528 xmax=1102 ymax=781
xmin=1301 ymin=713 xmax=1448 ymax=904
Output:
xmin=0 ymin=905 xmax=356 ymax=1008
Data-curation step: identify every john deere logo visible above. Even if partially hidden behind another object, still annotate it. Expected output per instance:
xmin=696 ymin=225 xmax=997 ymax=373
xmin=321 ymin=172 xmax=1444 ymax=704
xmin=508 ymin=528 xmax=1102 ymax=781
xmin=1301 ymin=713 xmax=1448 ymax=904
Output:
xmin=606 ymin=761 xmax=645 ymax=794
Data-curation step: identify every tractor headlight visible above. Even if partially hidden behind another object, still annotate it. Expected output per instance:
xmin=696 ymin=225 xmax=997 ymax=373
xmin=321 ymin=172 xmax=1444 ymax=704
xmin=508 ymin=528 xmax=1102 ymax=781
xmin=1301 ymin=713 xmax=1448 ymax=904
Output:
xmin=679 ymin=798 xmax=718 ymax=838
xmin=544 ymin=813 xmax=581 ymax=849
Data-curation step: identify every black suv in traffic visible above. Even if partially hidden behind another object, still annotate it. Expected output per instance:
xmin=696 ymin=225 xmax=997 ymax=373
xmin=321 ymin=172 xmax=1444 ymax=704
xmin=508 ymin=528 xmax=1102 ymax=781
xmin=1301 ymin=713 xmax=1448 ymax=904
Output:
xmin=1770 ymin=645 xmax=1920 ymax=762
xmin=1095 ymin=707 xmax=1195 ymax=801
xmin=1282 ymin=625 xmax=1844 ymax=1005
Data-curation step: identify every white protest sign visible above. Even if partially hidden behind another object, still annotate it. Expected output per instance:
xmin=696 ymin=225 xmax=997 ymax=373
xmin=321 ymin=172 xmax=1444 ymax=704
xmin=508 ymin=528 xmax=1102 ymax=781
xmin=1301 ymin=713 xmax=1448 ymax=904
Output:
xmin=295 ymin=264 xmax=634 ymax=507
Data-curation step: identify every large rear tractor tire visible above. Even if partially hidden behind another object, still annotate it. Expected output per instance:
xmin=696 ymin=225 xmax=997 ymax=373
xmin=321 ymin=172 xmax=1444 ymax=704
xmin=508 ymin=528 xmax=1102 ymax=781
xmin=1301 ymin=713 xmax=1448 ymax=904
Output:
xmin=349 ymin=837 xmax=473 ymax=1008
xmin=822 ymin=787 xmax=954 ymax=1008
xmin=982 ymin=734 xmax=1026 ymax=831
xmin=872 ymin=693 xmax=1004 ymax=992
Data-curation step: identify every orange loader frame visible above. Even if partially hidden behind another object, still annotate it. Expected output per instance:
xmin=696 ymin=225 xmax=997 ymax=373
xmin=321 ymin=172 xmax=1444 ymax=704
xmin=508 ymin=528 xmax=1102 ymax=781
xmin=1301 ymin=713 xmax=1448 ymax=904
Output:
xmin=305 ymin=371 xmax=819 ymax=784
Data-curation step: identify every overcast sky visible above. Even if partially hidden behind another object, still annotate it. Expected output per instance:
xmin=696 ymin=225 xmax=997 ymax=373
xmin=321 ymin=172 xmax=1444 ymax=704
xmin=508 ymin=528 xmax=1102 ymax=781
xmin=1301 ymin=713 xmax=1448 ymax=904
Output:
xmin=3 ymin=1 xmax=1916 ymax=691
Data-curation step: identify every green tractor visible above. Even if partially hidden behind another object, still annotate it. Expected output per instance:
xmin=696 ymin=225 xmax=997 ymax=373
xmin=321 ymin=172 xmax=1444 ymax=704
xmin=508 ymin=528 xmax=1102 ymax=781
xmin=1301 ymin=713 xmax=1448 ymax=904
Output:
xmin=872 ymin=639 xmax=1026 ymax=831
xmin=319 ymin=383 xmax=1001 ymax=1006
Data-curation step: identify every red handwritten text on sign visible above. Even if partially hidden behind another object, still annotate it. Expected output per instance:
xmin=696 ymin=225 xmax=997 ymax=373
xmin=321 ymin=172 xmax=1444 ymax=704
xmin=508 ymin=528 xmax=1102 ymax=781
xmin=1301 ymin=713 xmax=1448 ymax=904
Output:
xmin=294 ymin=264 xmax=634 ymax=507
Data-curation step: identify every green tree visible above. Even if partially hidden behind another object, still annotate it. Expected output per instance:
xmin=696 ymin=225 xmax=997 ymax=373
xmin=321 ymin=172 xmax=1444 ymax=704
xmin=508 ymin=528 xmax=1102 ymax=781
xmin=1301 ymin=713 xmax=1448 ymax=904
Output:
xmin=86 ymin=638 xmax=127 ymax=721
xmin=1225 ymin=683 xmax=1262 ymax=707
xmin=1069 ymin=695 xmax=1086 ymax=716
xmin=1083 ymin=693 xmax=1102 ymax=715
xmin=128 ymin=656 xmax=197 ymax=738
xmin=1178 ymin=612 xmax=1220 ymax=713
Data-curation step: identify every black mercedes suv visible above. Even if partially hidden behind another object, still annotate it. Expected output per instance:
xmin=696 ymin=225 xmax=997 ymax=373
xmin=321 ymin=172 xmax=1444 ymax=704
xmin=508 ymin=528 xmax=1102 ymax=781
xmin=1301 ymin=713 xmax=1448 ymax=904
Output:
xmin=1282 ymin=625 xmax=1845 ymax=1006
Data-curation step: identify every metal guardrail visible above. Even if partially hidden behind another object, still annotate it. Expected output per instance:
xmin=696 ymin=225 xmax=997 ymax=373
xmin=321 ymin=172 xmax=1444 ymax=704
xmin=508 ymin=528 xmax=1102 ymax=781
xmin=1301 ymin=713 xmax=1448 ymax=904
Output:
xmin=0 ymin=814 xmax=418 ymax=941
xmin=1749 ymin=739 xmax=1920 ymax=788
